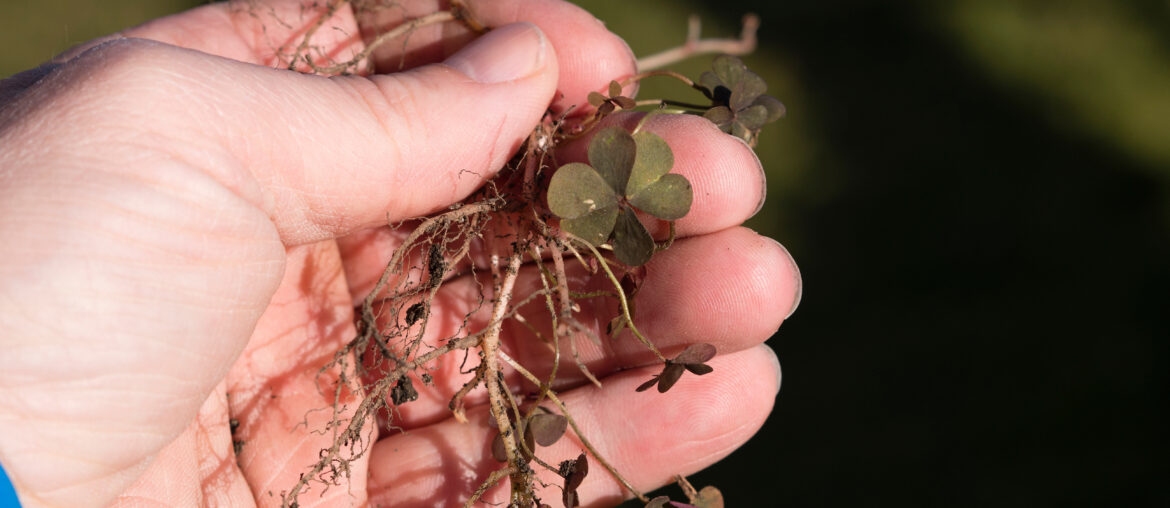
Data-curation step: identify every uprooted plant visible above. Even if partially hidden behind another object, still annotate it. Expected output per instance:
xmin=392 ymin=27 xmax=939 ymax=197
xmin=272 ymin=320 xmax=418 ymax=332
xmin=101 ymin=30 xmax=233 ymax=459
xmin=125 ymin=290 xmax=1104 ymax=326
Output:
xmin=263 ymin=2 xmax=784 ymax=507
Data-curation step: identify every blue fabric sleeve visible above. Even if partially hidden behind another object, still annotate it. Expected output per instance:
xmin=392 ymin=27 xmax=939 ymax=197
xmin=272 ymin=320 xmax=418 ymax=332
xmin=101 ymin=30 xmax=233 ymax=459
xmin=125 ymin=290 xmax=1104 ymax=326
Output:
xmin=0 ymin=460 xmax=20 ymax=508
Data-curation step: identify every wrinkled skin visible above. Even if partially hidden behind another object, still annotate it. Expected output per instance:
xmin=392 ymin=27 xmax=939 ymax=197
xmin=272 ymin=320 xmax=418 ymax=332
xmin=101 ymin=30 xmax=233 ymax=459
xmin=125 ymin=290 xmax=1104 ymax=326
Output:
xmin=0 ymin=1 xmax=800 ymax=506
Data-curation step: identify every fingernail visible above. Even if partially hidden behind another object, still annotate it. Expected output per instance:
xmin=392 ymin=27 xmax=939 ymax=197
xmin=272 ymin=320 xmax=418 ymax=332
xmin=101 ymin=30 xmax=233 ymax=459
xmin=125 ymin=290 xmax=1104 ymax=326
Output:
xmin=767 ymin=237 xmax=802 ymax=319
xmin=732 ymin=135 xmax=768 ymax=218
xmin=759 ymin=343 xmax=782 ymax=395
xmin=445 ymin=22 xmax=547 ymax=83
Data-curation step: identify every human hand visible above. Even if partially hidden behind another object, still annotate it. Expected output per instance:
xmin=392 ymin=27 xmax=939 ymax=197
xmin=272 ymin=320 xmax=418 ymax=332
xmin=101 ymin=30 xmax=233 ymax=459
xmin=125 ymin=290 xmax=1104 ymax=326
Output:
xmin=0 ymin=1 xmax=800 ymax=507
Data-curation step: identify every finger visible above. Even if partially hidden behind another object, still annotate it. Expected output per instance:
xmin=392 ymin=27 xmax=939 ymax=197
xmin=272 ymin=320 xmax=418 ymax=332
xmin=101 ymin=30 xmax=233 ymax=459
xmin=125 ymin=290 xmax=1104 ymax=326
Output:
xmin=15 ymin=23 xmax=556 ymax=245
xmin=356 ymin=0 xmax=637 ymax=113
xmin=50 ymin=0 xmax=362 ymax=67
xmin=361 ymin=227 xmax=798 ymax=430
xmin=224 ymin=243 xmax=371 ymax=508
xmin=53 ymin=0 xmax=635 ymax=114
xmin=366 ymin=344 xmax=782 ymax=507
xmin=337 ymin=111 xmax=767 ymax=301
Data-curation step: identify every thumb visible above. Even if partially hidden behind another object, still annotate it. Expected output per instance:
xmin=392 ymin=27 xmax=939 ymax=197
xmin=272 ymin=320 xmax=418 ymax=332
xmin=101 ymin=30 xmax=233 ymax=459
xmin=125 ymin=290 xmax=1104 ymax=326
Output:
xmin=23 ymin=22 xmax=557 ymax=245
xmin=0 ymin=22 xmax=555 ymax=505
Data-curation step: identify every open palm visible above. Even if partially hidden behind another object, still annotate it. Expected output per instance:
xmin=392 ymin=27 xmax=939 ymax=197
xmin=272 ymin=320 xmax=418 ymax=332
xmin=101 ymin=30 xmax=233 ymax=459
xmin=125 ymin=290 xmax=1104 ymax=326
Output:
xmin=0 ymin=1 xmax=799 ymax=507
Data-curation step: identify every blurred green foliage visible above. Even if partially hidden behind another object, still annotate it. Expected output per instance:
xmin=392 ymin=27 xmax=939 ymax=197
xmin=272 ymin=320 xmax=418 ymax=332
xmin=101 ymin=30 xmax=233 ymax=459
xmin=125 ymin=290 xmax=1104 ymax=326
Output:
xmin=0 ymin=0 xmax=201 ymax=75
xmin=946 ymin=0 xmax=1170 ymax=177
xmin=3 ymin=1 xmax=1166 ymax=506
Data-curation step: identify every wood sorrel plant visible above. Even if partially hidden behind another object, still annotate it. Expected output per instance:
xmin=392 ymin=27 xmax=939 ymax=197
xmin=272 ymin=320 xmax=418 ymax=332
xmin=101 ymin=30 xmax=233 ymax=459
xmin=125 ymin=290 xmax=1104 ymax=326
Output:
xmin=267 ymin=2 xmax=783 ymax=507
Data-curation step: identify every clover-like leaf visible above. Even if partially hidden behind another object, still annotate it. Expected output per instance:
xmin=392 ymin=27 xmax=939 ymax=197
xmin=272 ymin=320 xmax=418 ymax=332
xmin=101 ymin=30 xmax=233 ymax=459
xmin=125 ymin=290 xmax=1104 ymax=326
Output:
xmin=548 ymin=126 xmax=692 ymax=266
xmin=635 ymin=343 xmax=717 ymax=393
xmin=589 ymin=80 xmax=637 ymax=115
xmin=698 ymin=55 xmax=786 ymax=145
xmin=547 ymin=162 xmax=619 ymax=245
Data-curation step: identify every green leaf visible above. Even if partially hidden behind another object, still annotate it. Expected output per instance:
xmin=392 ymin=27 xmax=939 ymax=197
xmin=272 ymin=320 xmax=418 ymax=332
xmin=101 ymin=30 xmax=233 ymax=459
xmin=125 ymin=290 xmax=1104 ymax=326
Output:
xmin=629 ymin=173 xmax=693 ymax=221
xmin=737 ymin=104 xmax=770 ymax=130
xmin=587 ymin=126 xmax=636 ymax=192
xmin=612 ymin=207 xmax=655 ymax=266
xmin=560 ymin=206 xmax=619 ymax=246
xmin=730 ymin=70 xmax=767 ymax=111
xmin=547 ymin=163 xmax=617 ymax=219
xmin=754 ymin=94 xmax=786 ymax=122
xmin=712 ymin=55 xmax=745 ymax=88
xmin=626 ymin=131 xmax=673 ymax=198
xmin=704 ymin=106 xmax=734 ymax=131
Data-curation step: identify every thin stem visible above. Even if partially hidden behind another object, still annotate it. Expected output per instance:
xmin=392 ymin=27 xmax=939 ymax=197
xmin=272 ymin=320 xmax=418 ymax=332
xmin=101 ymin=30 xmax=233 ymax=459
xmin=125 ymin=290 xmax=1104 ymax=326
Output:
xmin=635 ymin=99 xmax=713 ymax=110
xmin=464 ymin=467 xmax=512 ymax=507
xmin=621 ymin=69 xmax=696 ymax=89
xmin=498 ymin=350 xmax=648 ymax=503
xmin=636 ymin=14 xmax=760 ymax=72
xmin=570 ymin=239 xmax=667 ymax=363
xmin=310 ymin=11 xmax=456 ymax=74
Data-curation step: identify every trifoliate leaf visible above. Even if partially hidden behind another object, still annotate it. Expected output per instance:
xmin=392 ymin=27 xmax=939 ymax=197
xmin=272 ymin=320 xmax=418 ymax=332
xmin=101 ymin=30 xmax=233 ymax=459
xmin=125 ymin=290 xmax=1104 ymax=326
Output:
xmin=628 ymin=173 xmax=693 ymax=221
xmin=587 ymin=126 xmax=636 ymax=192
xmin=548 ymin=162 xmax=618 ymax=219
xmin=626 ymin=131 xmax=674 ymax=198
xmin=612 ymin=207 xmax=655 ymax=267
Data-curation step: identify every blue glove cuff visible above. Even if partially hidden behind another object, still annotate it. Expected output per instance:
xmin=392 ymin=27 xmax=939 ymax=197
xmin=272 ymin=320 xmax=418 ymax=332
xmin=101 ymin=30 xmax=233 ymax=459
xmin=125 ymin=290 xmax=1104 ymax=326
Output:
xmin=0 ymin=459 xmax=20 ymax=508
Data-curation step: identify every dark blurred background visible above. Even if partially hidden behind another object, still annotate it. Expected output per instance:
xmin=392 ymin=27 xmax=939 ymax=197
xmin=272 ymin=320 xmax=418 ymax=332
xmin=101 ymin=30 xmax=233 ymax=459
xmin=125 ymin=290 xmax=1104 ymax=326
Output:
xmin=3 ymin=0 xmax=1166 ymax=506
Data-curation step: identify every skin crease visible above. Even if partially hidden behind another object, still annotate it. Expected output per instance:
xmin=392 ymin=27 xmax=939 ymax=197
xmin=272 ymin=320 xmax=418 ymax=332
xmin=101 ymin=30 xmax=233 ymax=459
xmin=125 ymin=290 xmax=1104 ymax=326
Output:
xmin=0 ymin=1 xmax=799 ymax=507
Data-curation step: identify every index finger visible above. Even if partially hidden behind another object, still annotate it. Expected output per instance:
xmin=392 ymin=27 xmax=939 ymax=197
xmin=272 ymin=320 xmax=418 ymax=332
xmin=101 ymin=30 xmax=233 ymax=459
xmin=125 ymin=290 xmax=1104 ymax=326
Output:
xmin=76 ymin=0 xmax=633 ymax=113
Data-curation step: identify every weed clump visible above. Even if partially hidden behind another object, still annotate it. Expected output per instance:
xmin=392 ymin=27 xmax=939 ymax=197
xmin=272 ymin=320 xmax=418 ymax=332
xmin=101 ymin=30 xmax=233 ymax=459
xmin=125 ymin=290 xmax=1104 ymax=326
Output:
xmin=263 ymin=2 xmax=783 ymax=506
